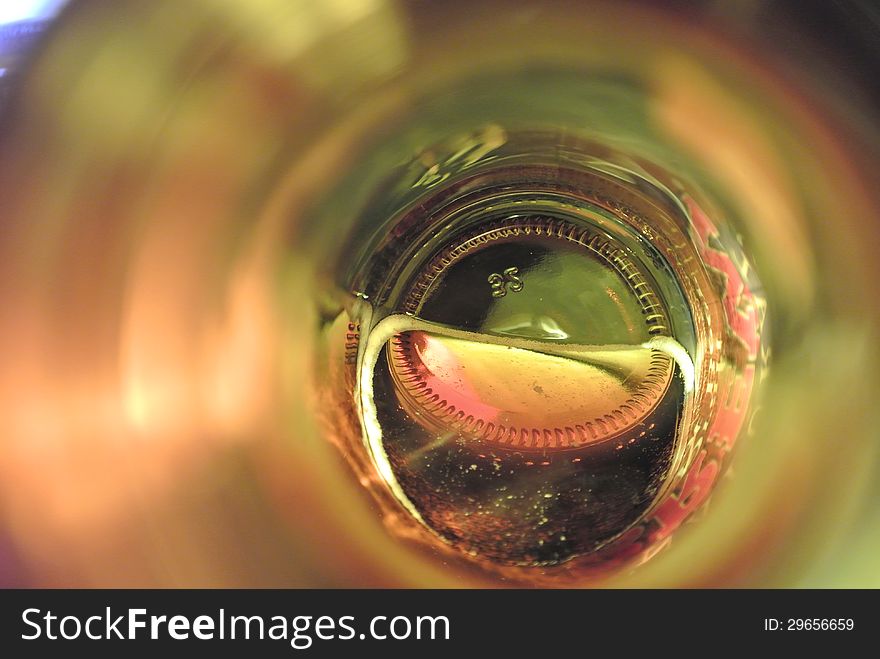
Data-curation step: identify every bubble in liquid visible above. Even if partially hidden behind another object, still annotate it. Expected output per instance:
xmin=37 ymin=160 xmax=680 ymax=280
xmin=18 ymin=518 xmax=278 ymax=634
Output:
xmin=387 ymin=216 xmax=676 ymax=449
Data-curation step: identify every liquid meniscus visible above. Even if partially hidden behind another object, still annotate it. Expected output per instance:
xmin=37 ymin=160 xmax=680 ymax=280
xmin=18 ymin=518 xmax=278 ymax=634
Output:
xmin=319 ymin=128 xmax=766 ymax=578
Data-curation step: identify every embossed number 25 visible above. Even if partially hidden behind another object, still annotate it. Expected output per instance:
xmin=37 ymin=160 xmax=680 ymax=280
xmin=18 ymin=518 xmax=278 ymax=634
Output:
xmin=488 ymin=267 xmax=524 ymax=298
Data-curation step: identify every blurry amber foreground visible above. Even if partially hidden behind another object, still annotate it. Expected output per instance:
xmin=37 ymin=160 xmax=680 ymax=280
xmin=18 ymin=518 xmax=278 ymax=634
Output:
xmin=0 ymin=0 xmax=879 ymax=586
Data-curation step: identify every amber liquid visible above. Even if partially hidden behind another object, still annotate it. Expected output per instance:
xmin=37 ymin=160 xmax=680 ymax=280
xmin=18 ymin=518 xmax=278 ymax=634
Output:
xmin=317 ymin=128 xmax=761 ymax=573
xmin=344 ymin=173 xmax=698 ymax=565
